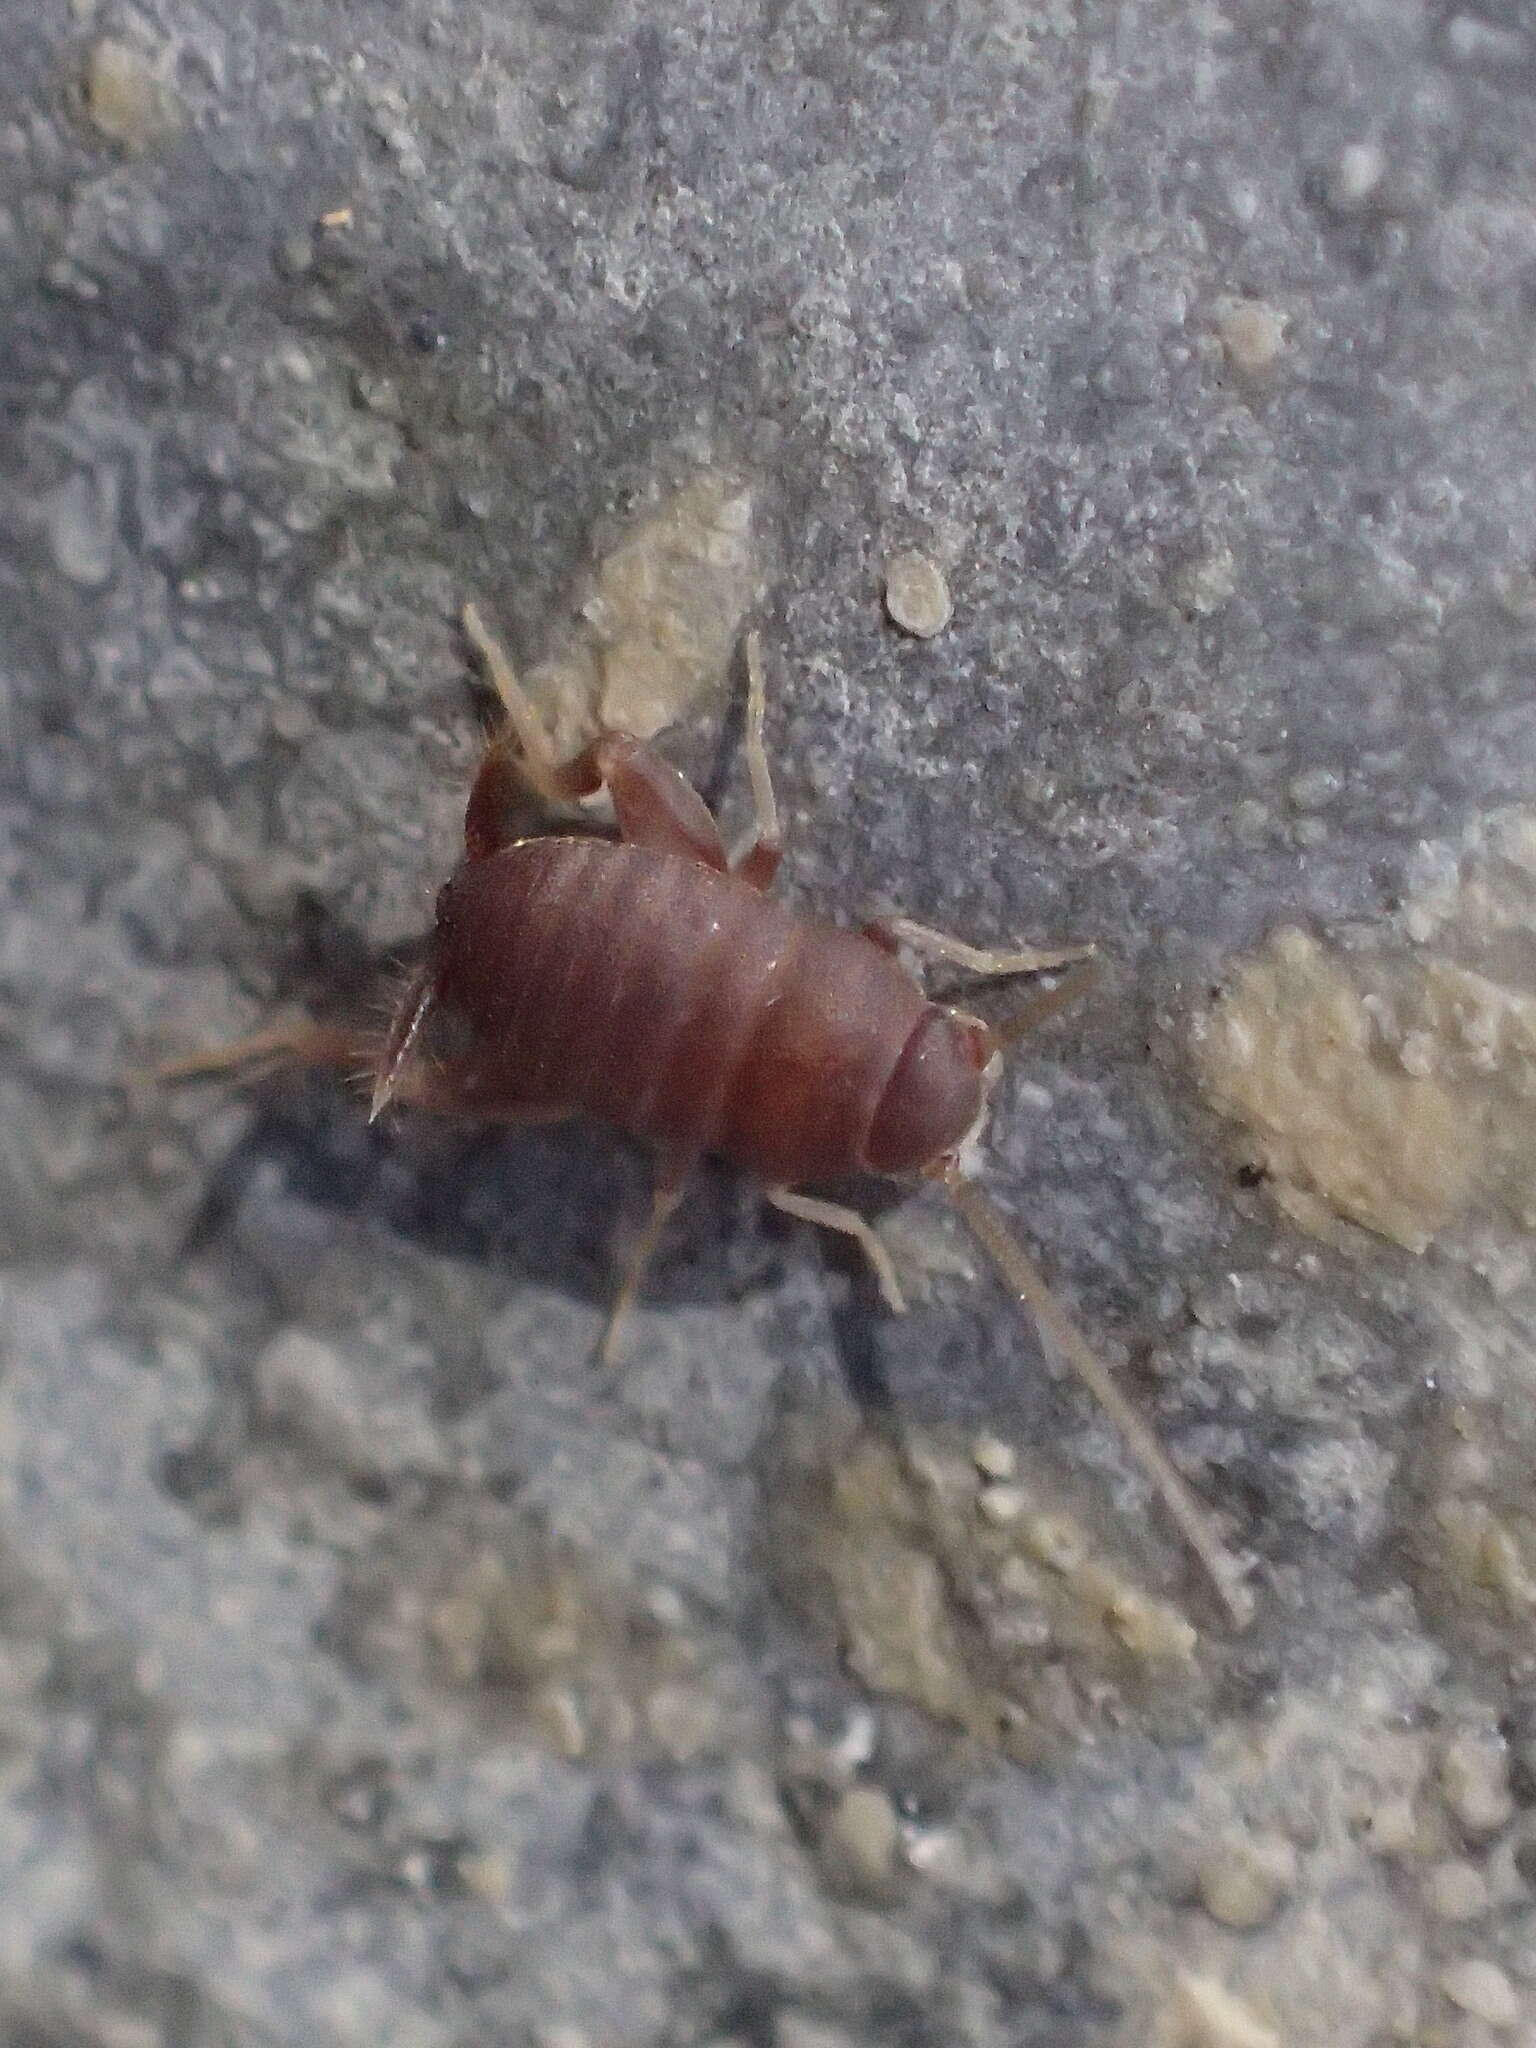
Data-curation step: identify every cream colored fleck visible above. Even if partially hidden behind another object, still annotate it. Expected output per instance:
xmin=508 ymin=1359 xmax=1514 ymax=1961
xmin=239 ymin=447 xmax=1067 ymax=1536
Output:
xmin=1422 ymin=1859 xmax=1489 ymax=1923
xmin=1159 ymin=1971 xmax=1281 ymax=2048
xmin=1200 ymin=809 xmax=1536 ymax=1253
xmin=1439 ymin=1958 xmax=1520 ymax=2028
xmin=1171 ymin=546 xmax=1237 ymax=616
xmin=972 ymin=1434 xmax=1018 ymax=1481
xmin=1331 ymin=142 xmax=1385 ymax=209
xmin=817 ymin=1783 xmax=902 ymax=1901
xmin=505 ymin=474 xmax=756 ymax=754
xmin=1440 ymin=1727 xmax=1515 ymax=1835
xmin=1195 ymin=927 xmax=1476 ymax=1250
xmin=1022 ymin=1509 xmax=1093 ymax=1575
xmin=978 ymin=1482 xmax=1027 ymax=1525
xmin=83 ymin=38 xmax=183 ymax=150
xmin=1197 ymin=1830 xmax=1298 ymax=1928
xmin=884 ymin=550 xmax=953 ymax=638
xmin=1218 ymin=300 xmax=1288 ymax=376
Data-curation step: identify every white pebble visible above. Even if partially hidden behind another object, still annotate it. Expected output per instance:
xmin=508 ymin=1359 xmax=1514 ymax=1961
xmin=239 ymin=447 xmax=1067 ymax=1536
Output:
xmin=1331 ymin=141 xmax=1385 ymax=209
xmin=972 ymin=1435 xmax=1017 ymax=1482
xmin=884 ymin=551 xmax=953 ymax=638
xmin=1424 ymin=1859 xmax=1490 ymax=1923
xmin=978 ymin=1483 xmax=1027 ymax=1526
xmin=1440 ymin=1958 xmax=1521 ymax=2028
xmin=1287 ymin=766 xmax=1341 ymax=811
xmin=1197 ymin=1830 xmax=1298 ymax=1928
xmin=1171 ymin=545 xmax=1237 ymax=616
xmin=1218 ymin=300 xmax=1287 ymax=376
xmin=1167 ymin=1971 xmax=1280 ymax=2048
xmin=1442 ymin=1728 xmax=1515 ymax=1835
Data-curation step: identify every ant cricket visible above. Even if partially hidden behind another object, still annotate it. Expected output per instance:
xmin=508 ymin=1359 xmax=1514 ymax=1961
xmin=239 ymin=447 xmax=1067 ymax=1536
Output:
xmin=160 ymin=604 xmax=1253 ymax=1626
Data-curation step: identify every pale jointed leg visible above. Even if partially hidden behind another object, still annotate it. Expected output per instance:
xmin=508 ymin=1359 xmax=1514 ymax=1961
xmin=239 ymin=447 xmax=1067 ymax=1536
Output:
xmin=462 ymin=601 xmax=568 ymax=807
xmin=599 ymin=1162 xmax=690 ymax=1367
xmin=733 ymin=632 xmax=784 ymax=890
xmin=461 ymin=601 xmax=731 ymax=871
xmin=864 ymin=915 xmax=1094 ymax=979
xmin=765 ymin=1187 xmax=907 ymax=1314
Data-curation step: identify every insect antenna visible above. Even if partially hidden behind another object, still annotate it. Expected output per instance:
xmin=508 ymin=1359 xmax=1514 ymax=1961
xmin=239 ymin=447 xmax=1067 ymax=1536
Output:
xmin=939 ymin=1164 xmax=1255 ymax=1628
xmin=992 ymin=959 xmax=1100 ymax=1047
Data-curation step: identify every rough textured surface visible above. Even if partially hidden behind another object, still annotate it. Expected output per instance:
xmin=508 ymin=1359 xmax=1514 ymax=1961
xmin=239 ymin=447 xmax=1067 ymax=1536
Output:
xmin=5 ymin=1 xmax=1536 ymax=2042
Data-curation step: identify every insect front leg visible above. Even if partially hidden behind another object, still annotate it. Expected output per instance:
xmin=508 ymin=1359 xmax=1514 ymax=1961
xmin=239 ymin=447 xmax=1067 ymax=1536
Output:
xmin=862 ymin=917 xmax=1099 ymax=1047
xmin=862 ymin=916 xmax=1093 ymax=979
xmin=732 ymin=632 xmax=784 ymax=890
xmin=461 ymin=602 xmax=732 ymax=870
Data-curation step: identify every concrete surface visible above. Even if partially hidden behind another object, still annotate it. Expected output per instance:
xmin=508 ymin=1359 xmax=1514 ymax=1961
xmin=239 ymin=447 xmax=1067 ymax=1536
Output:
xmin=4 ymin=1 xmax=1536 ymax=2042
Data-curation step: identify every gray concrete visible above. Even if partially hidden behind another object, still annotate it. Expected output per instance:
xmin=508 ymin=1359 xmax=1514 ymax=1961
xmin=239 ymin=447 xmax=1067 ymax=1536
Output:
xmin=4 ymin=2 xmax=1536 ymax=2042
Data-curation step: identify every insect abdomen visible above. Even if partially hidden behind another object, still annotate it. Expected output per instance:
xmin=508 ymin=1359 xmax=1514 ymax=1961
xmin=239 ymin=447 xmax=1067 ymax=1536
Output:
xmin=429 ymin=837 xmax=929 ymax=1179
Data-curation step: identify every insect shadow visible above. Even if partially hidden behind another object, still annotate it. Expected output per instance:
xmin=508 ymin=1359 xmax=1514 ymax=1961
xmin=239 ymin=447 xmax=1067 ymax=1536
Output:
xmin=159 ymin=617 xmax=1250 ymax=1623
xmin=176 ymin=1031 xmax=905 ymax=1415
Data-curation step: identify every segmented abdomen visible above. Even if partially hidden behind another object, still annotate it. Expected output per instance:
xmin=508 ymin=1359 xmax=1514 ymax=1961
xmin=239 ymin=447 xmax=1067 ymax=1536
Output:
xmin=429 ymin=837 xmax=928 ymax=1182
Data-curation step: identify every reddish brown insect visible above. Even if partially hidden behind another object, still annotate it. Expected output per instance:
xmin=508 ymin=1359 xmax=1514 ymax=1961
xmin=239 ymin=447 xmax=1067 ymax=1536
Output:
xmin=164 ymin=605 xmax=1251 ymax=1624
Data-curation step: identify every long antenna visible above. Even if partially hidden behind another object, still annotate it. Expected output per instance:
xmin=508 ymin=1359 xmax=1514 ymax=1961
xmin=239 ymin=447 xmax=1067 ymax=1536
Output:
xmin=994 ymin=959 xmax=1100 ymax=1047
xmin=940 ymin=1165 xmax=1254 ymax=1628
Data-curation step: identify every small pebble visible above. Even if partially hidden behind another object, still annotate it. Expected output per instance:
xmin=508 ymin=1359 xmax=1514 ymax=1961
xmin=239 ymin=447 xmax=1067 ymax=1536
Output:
xmin=83 ymin=37 xmax=183 ymax=150
xmin=1218 ymin=300 xmax=1287 ymax=376
xmin=530 ymin=1684 xmax=587 ymax=1760
xmin=1167 ymin=1971 xmax=1280 ymax=2048
xmin=817 ymin=1783 xmax=903 ymax=1901
xmin=1362 ymin=1794 xmax=1420 ymax=1858
xmin=1106 ymin=1588 xmax=1197 ymax=1663
xmin=353 ymin=369 xmax=404 ymax=420
xmin=1440 ymin=1958 xmax=1521 ymax=2028
xmin=1442 ymin=1728 xmax=1516 ymax=1835
xmin=973 ymin=1434 xmax=1017 ymax=1482
xmin=1022 ymin=1510 xmax=1091 ymax=1574
xmin=1329 ymin=141 xmax=1385 ymax=211
xmin=1287 ymin=766 xmax=1341 ymax=811
xmin=1197 ymin=1829 xmax=1298 ymax=1928
xmin=977 ymin=1483 xmax=1027 ymax=1526
xmin=1231 ymin=798 xmax=1270 ymax=844
xmin=1171 ymin=546 xmax=1237 ymax=616
xmin=270 ymin=695 xmax=318 ymax=744
xmin=884 ymin=551 xmax=953 ymax=638
xmin=1424 ymin=1859 xmax=1490 ymax=1923
xmin=453 ymin=1850 xmax=511 ymax=1902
